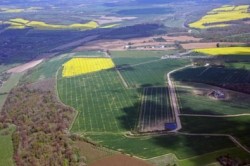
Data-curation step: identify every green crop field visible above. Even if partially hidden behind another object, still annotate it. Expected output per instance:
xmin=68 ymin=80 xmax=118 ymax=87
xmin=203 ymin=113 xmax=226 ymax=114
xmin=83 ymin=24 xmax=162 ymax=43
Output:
xmin=111 ymin=50 xmax=189 ymax=88
xmin=226 ymin=62 xmax=250 ymax=70
xmin=73 ymin=51 xmax=105 ymax=57
xmin=20 ymin=54 xmax=70 ymax=84
xmin=138 ymin=87 xmax=174 ymax=132
xmin=86 ymin=133 xmax=235 ymax=159
xmin=111 ymin=50 xmax=178 ymax=66
xmin=172 ymin=66 xmax=250 ymax=86
xmin=57 ymin=68 xmax=140 ymax=133
xmin=0 ymin=73 xmax=24 ymax=110
xmin=180 ymin=116 xmax=250 ymax=148
xmin=119 ymin=59 xmax=190 ymax=88
xmin=176 ymin=82 xmax=250 ymax=115
xmin=21 ymin=52 xmax=107 ymax=84
xmin=55 ymin=50 xmax=249 ymax=162
xmin=0 ymin=126 xmax=15 ymax=166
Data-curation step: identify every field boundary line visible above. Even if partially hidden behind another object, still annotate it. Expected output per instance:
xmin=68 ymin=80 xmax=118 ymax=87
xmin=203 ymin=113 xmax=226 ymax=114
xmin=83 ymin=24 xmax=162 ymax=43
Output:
xmin=177 ymin=147 xmax=238 ymax=161
xmin=167 ymin=64 xmax=192 ymax=132
xmin=177 ymin=132 xmax=250 ymax=154
xmin=116 ymin=68 xmax=129 ymax=88
xmin=180 ymin=113 xmax=250 ymax=117
xmin=55 ymin=67 xmax=79 ymax=131
xmin=117 ymin=59 xmax=162 ymax=70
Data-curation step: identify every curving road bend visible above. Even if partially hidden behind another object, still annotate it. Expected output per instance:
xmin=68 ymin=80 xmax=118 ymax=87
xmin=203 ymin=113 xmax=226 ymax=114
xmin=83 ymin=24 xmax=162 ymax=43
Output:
xmin=167 ymin=65 xmax=192 ymax=132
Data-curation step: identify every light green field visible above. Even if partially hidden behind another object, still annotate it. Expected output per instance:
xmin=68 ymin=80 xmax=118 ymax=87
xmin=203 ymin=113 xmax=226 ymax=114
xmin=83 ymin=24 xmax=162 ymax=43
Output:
xmin=21 ymin=52 xmax=105 ymax=84
xmin=176 ymin=82 xmax=250 ymax=115
xmin=119 ymin=59 xmax=189 ymax=88
xmin=57 ymin=68 xmax=139 ymax=133
xmin=111 ymin=50 xmax=189 ymax=88
xmin=111 ymin=50 xmax=178 ymax=66
xmin=226 ymin=62 xmax=250 ymax=70
xmin=0 ymin=73 xmax=24 ymax=110
xmin=86 ymin=133 xmax=235 ymax=159
xmin=0 ymin=126 xmax=15 ymax=166
xmin=0 ymin=64 xmax=20 ymax=73
xmin=57 ymin=51 xmax=243 ymax=162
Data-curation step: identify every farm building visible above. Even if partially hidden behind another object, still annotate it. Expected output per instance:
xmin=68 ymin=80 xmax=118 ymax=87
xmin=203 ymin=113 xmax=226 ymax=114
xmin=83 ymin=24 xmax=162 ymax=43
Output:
xmin=165 ymin=123 xmax=177 ymax=131
xmin=209 ymin=90 xmax=225 ymax=99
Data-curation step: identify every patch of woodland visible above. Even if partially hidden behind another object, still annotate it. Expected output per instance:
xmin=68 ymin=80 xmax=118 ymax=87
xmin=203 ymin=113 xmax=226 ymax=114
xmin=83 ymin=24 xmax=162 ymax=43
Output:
xmin=0 ymin=85 xmax=86 ymax=166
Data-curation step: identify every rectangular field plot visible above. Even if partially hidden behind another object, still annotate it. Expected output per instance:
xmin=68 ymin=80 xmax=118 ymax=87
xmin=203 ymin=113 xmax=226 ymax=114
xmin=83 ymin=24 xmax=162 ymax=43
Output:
xmin=118 ymin=59 xmax=189 ymax=88
xmin=111 ymin=50 xmax=174 ymax=66
xmin=57 ymin=69 xmax=139 ymax=133
xmin=138 ymin=87 xmax=175 ymax=132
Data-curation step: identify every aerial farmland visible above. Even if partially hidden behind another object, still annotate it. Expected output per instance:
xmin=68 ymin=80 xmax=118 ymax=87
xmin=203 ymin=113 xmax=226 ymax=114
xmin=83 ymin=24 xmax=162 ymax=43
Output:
xmin=0 ymin=0 xmax=250 ymax=166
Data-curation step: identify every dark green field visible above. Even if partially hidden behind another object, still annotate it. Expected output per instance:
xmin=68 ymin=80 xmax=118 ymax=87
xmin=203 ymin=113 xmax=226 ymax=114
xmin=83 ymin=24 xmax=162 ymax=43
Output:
xmin=138 ymin=87 xmax=174 ymax=132
xmin=180 ymin=116 xmax=250 ymax=147
xmin=173 ymin=66 xmax=250 ymax=86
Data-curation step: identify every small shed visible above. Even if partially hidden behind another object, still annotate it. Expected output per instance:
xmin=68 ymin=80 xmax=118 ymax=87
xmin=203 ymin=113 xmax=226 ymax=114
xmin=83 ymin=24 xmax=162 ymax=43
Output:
xmin=165 ymin=123 xmax=177 ymax=131
xmin=210 ymin=90 xmax=225 ymax=99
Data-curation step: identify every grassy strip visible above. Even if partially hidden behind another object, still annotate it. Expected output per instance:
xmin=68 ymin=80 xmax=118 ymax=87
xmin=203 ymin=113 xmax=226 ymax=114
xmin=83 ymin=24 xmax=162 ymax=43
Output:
xmin=0 ymin=73 xmax=24 ymax=110
xmin=86 ymin=133 xmax=235 ymax=159
xmin=0 ymin=126 xmax=15 ymax=166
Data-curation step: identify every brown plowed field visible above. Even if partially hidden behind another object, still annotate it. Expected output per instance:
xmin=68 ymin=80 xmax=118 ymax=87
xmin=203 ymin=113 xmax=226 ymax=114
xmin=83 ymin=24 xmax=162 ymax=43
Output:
xmin=90 ymin=154 xmax=152 ymax=166
xmin=74 ymin=35 xmax=202 ymax=51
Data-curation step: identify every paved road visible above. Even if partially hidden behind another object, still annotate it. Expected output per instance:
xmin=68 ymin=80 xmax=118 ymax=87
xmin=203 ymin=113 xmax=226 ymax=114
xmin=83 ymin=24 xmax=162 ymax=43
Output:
xmin=167 ymin=65 xmax=192 ymax=132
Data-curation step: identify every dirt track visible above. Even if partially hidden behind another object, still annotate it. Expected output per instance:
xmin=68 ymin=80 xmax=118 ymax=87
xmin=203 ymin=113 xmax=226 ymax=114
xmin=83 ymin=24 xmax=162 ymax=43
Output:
xmin=167 ymin=62 xmax=192 ymax=132
xmin=7 ymin=59 xmax=43 ymax=73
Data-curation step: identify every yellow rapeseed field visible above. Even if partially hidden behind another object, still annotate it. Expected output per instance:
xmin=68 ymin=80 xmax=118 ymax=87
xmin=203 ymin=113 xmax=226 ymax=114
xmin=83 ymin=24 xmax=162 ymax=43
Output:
xmin=0 ymin=8 xmax=25 ymax=13
xmin=0 ymin=7 xmax=42 ymax=13
xmin=62 ymin=58 xmax=115 ymax=77
xmin=194 ymin=47 xmax=250 ymax=56
xmin=189 ymin=5 xmax=250 ymax=29
xmin=5 ymin=18 xmax=99 ymax=30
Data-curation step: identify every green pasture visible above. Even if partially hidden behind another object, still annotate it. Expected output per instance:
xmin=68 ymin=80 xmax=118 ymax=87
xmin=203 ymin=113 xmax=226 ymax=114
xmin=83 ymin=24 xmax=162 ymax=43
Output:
xmin=0 ymin=126 xmax=15 ymax=166
xmin=176 ymin=83 xmax=250 ymax=115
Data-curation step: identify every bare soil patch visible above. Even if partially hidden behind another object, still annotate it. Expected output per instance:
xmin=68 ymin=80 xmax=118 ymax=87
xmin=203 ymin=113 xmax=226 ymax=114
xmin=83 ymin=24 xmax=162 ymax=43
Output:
xmin=74 ymin=35 xmax=202 ymax=51
xmin=162 ymin=35 xmax=202 ymax=42
xmin=244 ymin=20 xmax=250 ymax=25
xmin=95 ymin=16 xmax=137 ymax=25
xmin=7 ymin=59 xmax=43 ymax=73
xmin=74 ymin=39 xmax=126 ymax=51
xmin=90 ymin=154 xmax=152 ymax=166
xmin=27 ymin=78 xmax=55 ymax=92
xmin=181 ymin=42 xmax=244 ymax=49
xmin=72 ymin=140 xmax=112 ymax=164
